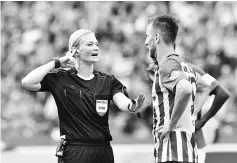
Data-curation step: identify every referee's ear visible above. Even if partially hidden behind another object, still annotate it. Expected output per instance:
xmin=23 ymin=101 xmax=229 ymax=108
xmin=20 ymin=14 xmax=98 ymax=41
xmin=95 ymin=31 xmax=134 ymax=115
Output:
xmin=74 ymin=49 xmax=81 ymax=58
xmin=70 ymin=47 xmax=78 ymax=57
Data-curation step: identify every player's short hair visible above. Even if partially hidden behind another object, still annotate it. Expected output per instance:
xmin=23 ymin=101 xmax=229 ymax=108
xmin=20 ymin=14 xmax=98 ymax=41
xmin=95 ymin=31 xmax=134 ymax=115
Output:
xmin=148 ymin=15 xmax=179 ymax=45
xmin=69 ymin=29 xmax=94 ymax=51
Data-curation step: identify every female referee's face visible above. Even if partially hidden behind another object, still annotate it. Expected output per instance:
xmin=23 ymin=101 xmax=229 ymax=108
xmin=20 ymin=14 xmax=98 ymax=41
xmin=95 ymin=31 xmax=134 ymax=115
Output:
xmin=77 ymin=33 xmax=99 ymax=64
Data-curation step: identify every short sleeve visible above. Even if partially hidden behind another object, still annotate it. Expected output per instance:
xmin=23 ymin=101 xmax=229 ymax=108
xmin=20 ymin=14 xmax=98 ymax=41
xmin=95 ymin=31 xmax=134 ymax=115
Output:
xmin=111 ymin=76 xmax=129 ymax=98
xmin=187 ymin=63 xmax=218 ymax=92
xmin=160 ymin=59 xmax=188 ymax=92
xmin=39 ymin=72 xmax=58 ymax=92
xmin=200 ymin=74 xmax=218 ymax=95
xmin=188 ymin=63 xmax=206 ymax=76
xmin=209 ymin=80 xmax=218 ymax=95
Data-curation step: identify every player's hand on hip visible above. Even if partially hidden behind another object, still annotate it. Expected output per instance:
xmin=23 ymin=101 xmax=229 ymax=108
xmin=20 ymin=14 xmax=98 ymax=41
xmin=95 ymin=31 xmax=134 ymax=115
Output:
xmin=59 ymin=51 xmax=76 ymax=68
xmin=158 ymin=124 xmax=172 ymax=143
xmin=195 ymin=119 xmax=205 ymax=131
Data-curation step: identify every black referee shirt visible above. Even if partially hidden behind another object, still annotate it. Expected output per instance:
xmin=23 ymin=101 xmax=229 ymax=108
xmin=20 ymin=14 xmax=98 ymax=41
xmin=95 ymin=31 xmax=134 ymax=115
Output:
xmin=39 ymin=68 xmax=127 ymax=142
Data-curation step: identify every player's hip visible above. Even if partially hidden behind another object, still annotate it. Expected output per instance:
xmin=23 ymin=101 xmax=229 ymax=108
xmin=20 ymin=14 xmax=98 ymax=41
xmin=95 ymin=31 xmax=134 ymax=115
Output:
xmin=153 ymin=131 xmax=198 ymax=163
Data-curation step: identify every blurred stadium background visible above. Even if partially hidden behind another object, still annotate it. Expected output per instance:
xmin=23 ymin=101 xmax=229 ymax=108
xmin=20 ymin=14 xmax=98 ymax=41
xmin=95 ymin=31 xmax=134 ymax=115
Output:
xmin=1 ymin=1 xmax=237 ymax=163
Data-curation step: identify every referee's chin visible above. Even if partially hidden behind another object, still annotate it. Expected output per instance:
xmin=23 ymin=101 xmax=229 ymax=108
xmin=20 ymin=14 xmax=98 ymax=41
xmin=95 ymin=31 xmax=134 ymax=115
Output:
xmin=89 ymin=57 xmax=99 ymax=63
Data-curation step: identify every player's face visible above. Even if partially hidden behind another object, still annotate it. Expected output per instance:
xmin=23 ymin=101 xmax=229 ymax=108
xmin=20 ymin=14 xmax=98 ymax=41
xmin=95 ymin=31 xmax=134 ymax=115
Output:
xmin=77 ymin=33 xmax=99 ymax=63
xmin=145 ymin=24 xmax=156 ymax=59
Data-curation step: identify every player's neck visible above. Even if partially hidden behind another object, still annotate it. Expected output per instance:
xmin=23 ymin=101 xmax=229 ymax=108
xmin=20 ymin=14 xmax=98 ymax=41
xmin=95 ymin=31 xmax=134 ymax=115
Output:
xmin=75 ymin=62 xmax=94 ymax=79
xmin=156 ymin=45 xmax=175 ymax=63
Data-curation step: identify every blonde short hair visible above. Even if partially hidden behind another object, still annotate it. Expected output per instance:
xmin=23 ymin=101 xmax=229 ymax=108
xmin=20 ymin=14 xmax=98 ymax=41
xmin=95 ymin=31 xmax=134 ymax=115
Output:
xmin=68 ymin=29 xmax=93 ymax=51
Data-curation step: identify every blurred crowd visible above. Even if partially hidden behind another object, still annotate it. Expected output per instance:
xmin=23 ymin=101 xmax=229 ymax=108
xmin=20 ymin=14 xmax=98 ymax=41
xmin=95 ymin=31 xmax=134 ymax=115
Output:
xmin=1 ymin=1 xmax=237 ymax=146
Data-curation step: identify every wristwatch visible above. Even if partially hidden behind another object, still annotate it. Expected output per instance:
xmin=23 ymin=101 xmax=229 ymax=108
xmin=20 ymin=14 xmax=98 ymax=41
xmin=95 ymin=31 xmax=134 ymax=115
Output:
xmin=52 ymin=57 xmax=60 ymax=69
xmin=128 ymin=99 xmax=137 ymax=112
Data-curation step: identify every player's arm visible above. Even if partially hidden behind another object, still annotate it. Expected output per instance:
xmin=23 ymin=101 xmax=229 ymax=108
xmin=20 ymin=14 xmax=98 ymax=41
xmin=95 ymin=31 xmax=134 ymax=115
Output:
xmin=158 ymin=59 xmax=192 ymax=140
xmin=193 ymin=73 xmax=214 ymax=115
xmin=169 ymin=79 xmax=192 ymax=129
xmin=188 ymin=63 xmax=230 ymax=130
xmin=188 ymin=63 xmax=214 ymax=114
xmin=195 ymin=76 xmax=230 ymax=131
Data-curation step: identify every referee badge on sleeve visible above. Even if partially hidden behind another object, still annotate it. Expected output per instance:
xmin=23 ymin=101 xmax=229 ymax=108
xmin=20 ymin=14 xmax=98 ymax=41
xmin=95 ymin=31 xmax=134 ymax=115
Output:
xmin=170 ymin=70 xmax=180 ymax=80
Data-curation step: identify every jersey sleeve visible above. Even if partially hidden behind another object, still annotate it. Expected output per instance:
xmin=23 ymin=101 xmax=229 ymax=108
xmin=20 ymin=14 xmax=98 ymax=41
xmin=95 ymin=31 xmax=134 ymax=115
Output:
xmin=159 ymin=59 xmax=188 ymax=92
xmin=188 ymin=63 xmax=205 ymax=85
xmin=201 ymin=74 xmax=218 ymax=95
xmin=188 ymin=63 xmax=205 ymax=76
xmin=209 ymin=80 xmax=219 ymax=95
xmin=39 ymin=72 xmax=58 ymax=92
xmin=188 ymin=63 xmax=218 ymax=93
xmin=111 ymin=76 xmax=129 ymax=98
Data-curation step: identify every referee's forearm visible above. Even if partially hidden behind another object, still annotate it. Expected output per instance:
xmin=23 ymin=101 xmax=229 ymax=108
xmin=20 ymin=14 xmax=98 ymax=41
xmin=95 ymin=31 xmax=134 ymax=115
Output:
xmin=22 ymin=61 xmax=55 ymax=86
xmin=113 ymin=93 xmax=133 ymax=112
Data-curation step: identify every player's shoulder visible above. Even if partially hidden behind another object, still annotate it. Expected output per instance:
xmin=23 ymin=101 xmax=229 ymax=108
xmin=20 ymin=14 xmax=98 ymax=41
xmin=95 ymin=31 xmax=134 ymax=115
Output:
xmin=160 ymin=54 xmax=184 ymax=67
xmin=187 ymin=63 xmax=206 ymax=75
xmin=159 ymin=54 xmax=184 ymax=73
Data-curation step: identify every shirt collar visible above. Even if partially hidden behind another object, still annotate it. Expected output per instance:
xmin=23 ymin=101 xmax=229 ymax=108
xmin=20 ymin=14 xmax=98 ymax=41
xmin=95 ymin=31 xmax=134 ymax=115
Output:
xmin=165 ymin=53 xmax=179 ymax=58
xmin=69 ymin=67 xmax=96 ymax=76
xmin=158 ymin=53 xmax=179 ymax=69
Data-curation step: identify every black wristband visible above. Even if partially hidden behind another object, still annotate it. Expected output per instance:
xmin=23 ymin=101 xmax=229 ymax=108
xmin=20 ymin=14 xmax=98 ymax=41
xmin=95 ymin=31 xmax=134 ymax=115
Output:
xmin=131 ymin=99 xmax=136 ymax=105
xmin=52 ymin=57 xmax=60 ymax=69
xmin=128 ymin=99 xmax=136 ymax=112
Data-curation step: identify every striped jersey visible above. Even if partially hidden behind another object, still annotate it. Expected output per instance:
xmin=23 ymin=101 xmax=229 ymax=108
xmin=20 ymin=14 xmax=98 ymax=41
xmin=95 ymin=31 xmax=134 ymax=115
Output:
xmin=152 ymin=54 xmax=198 ymax=163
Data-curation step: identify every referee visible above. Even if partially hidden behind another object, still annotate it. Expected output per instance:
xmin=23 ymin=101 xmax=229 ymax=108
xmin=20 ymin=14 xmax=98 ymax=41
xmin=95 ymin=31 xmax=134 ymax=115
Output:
xmin=22 ymin=29 xmax=145 ymax=163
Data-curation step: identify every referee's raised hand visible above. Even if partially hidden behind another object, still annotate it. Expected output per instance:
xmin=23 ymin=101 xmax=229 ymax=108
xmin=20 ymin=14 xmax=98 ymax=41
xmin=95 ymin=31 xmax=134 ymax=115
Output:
xmin=136 ymin=93 xmax=145 ymax=111
xmin=59 ymin=50 xmax=76 ymax=68
xmin=129 ymin=93 xmax=145 ymax=112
